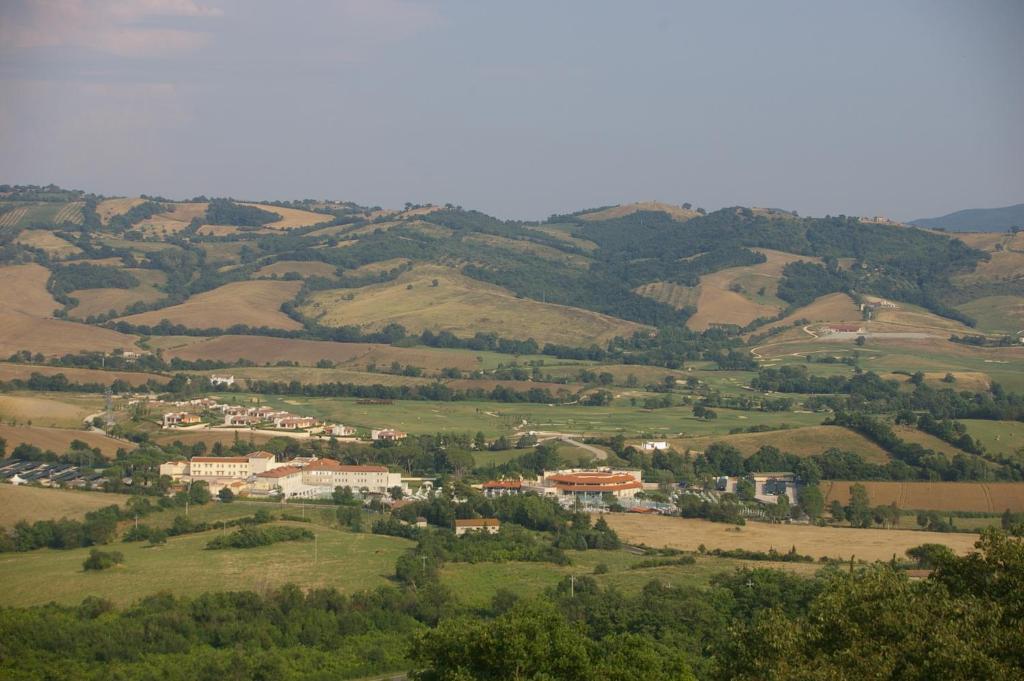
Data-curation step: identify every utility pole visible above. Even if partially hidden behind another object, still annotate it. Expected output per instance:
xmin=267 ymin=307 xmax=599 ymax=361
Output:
xmin=570 ymin=574 xmax=575 ymax=599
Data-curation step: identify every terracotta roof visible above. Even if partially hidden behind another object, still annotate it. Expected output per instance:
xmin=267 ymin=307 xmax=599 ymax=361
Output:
xmin=304 ymin=460 xmax=388 ymax=473
xmin=553 ymin=481 xmax=643 ymax=493
xmin=255 ymin=465 xmax=302 ymax=479
xmin=548 ymin=473 xmax=636 ymax=485
xmin=191 ymin=457 xmax=249 ymax=464
xmin=455 ymin=518 xmax=501 ymax=527
xmin=483 ymin=480 xmax=523 ymax=489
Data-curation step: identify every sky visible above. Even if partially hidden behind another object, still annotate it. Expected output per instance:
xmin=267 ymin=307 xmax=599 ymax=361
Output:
xmin=1 ymin=1 xmax=1022 ymax=221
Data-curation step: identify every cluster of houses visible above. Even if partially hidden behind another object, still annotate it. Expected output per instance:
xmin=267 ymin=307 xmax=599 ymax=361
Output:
xmin=479 ymin=467 xmax=649 ymax=505
xmin=149 ymin=396 xmax=407 ymax=442
xmin=159 ymin=452 xmax=407 ymax=499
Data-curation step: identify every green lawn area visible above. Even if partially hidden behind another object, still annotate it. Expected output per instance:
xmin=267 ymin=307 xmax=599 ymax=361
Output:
xmin=0 ymin=521 xmax=412 ymax=608
xmin=961 ymin=419 xmax=1024 ymax=456
xmin=223 ymin=393 xmax=825 ymax=438
xmin=440 ymin=549 xmax=822 ymax=608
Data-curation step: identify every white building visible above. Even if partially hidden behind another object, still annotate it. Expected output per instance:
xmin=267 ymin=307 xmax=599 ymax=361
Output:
xmin=641 ymin=441 xmax=669 ymax=451
xmin=210 ymin=375 xmax=236 ymax=387
xmin=327 ymin=424 xmax=357 ymax=437
xmin=371 ymin=429 xmax=407 ymax=442
xmin=252 ymin=459 xmax=404 ymax=499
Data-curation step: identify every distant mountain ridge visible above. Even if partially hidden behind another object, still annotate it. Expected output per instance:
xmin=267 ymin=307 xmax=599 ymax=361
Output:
xmin=910 ymin=204 xmax=1024 ymax=232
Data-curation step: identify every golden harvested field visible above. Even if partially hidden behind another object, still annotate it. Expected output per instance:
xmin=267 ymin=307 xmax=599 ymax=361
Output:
xmin=13 ymin=230 xmax=82 ymax=258
xmin=0 ymin=264 xmax=139 ymax=357
xmin=164 ymin=335 xmax=488 ymax=372
xmin=821 ymin=480 xmax=1024 ymax=513
xmin=0 ymin=362 xmax=164 ymax=387
xmin=870 ymin=303 xmax=975 ymax=335
xmin=69 ymin=268 xmax=167 ymax=319
xmin=667 ymin=425 xmax=890 ymax=463
xmin=239 ymin=203 xmax=333 ymax=229
xmin=118 ymin=280 xmax=303 ymax=330
xmin=0 ymin=424 xmax=136 ymax=458
xmin=0 ymin=313 xmax=139 ymax=358
xmin=130 ymin=202 xmax=208 ymax=236
xmin=255 ymin=260 xmax=338 ymax=279
xmin=95 ymin=197 xmax=146 ymax=224
xmin=302 ymin=264 xmax=648 ymax=346
xmin=0 ymin=486 xmax=132 ymax=526
xmin=603 ymin=513 xmax=979 ymax=561
xmin=955 ymin=250 xmax=1024 ymax=285
xmin=748 ymin=293 xmax=863 ymax=343
xmin=633 ymin=282 xmax=700 ymax=310
xmin=688 ymin=250 xmax=823 ymax=331
xmin=0 ymin=393 xmax=100 ymax=428
xmin=202 ymin=366 xmax=434 ymax=387
xmin=0 ymin=263 xmax=58 ymax=314
xmin=578 ymin=201 xmax=700 ymax=222
xmin=164 ymin=335 xmax=377 ymax=365
xmin=151 ymin=430 xmax=286 ymax=449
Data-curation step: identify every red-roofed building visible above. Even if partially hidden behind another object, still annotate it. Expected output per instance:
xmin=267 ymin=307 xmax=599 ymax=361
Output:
xmin=541 ymin=468 xmax=643 ymax=500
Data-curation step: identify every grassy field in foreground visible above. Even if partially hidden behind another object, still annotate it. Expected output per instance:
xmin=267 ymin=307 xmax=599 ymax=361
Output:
xmin=441 ymin=549 xmax=820 ymax=608
xmin=0 ymin=521 xmax=412 ymax=608
xmin=0 ymin=486 xmax=132 ymax=526
xmin=222 ymin=393 xmax=825 ymax=438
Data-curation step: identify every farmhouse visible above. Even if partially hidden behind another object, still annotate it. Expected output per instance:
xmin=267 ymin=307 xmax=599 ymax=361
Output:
xmin=210 ymin=375 xmax=236 ymax=387
xmin=481 ymin=480 xmax=524 ymax=497
xmin=371 ymin=429 xmax=407 ymax=442
xmin=327 ymin=424 xmax=357 ymax=437
xmin=162 ymin=412 xmax=202 ymax=428
xmin=641 ymin=441 xmax=669 ymax=451
xmin=455 ymin=518 xmax=501 ymax=536
xmin=274 ymin=416 xmax=317 ymax=430
xmin=541 ymin=468 xmax=643 ymax=501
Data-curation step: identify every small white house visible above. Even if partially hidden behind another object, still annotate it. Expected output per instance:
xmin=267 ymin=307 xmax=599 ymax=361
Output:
xmin=641 ymin=441 xmax=669 ymax=451
xmin=210 ymin=375 xmax=235 ymax=387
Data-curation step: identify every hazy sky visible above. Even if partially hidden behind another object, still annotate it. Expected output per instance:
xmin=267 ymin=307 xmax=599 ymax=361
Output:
xmin=1 ymin=1 xmax=1021 ymax=220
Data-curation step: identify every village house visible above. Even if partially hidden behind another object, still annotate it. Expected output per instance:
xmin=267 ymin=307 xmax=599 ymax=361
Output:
xmin=371 ymin=428 xmax=407 ymax=442
xmin=327 ymin=424 xmax=357 ymax=437
xmin=162 ymin=412 xmax=202 ymax=428
xmin=641 ymin=441 xmax=669 ymax=451
xmin=210 ymin=375 xmax=235 ymax=387
xmin=274 ymin=416 xmax=318 ymax=430
xmin=224 ymin=413 xmax=259 ymax=427
xmin=454 ymin=518 xmax=501 ymax=536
